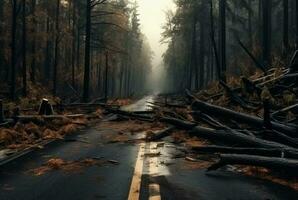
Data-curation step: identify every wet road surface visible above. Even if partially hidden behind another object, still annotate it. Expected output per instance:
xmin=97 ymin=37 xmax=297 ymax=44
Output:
xmin=0 ymin=96 xmax=297 ymax=200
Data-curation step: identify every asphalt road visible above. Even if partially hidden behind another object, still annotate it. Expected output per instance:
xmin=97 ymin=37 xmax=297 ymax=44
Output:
xmin=0 ymin=96 xmax=297 ymax=200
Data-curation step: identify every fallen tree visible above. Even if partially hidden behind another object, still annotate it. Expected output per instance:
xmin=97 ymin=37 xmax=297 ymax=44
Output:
xmin=190 ymin=99 xmax=297 ymax=136
xmin=190 ymin=126 xmax=292 ymax=149
xmin=192 ymin=145 xmax=298 ymax=159
xmin=208 ymin=154 xmax=298 ymax=173
xmin=148 ymin=126 xmax=175 ymax=141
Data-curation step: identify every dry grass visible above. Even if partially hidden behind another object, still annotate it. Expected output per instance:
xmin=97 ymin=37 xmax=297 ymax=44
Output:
xmin=0 ymin=116 xmax=88 ymax=151
xmin=29 ymin=158 xmax=101 ymax=176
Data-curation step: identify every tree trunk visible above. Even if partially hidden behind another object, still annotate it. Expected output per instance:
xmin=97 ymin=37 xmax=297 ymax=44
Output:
xmin=191 ymin=98 xmax=297 ymax=136
xmin=71 ymin=0 xmax=77 ymax=88
xmin=262 ymin=0 xmax=272 ymax=68
xmin=104 ymin=52 xmax=109 ymax=102
xmin=30 ymin=0 xmax=36 ymax=83
xmin=22 ymin=0 xmax=27 ymax=96
xmin=219 ymin=0 xmax=226 ymax=82
xmin=44 ymin=8 xmax=51 ymax=83
xmin=53 ymin=0 xmax=60 ymax=95
xmin=283 ymin=0 xmax=289 ymax=58
xmin=210 ymin=0 xmax=220 ymax=80
xmin=190 ymin=126 xmax=291 ymax=149
xmin=199 ymin=3 xmax=205 ymax=88
xmin=248 ymin=0 xmax=253 ymax=49
xmin=296 ymin=0 xmax=298 ymax=48
xmin=208 ymin=154 xmax=298 ymax=172
xmin=192 ymin=145 xmax=298 ymax=159
xmin=10 ymin=0 xmax=17 ymax=100
xmin=191 ymin=12 xmax=198 ymax=90
xmin=0 ymin=2 xmax=4 ymax=77
xmin=83 ymin=0 xmax=91 ymax=102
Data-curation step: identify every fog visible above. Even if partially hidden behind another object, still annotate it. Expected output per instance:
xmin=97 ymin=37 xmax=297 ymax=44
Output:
xmin=138 ymin=0 xmax=176 ymax=93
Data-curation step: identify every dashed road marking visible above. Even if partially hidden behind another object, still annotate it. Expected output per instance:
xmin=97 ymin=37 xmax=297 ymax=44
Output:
xmin=128 ymin=142 xmax=161 ymax=200
xmin=128 ymin=143 xmax=145 ymax=200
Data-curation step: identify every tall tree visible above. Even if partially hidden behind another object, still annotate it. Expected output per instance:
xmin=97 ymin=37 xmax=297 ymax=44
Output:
xmin=0 ymin=1 xmax=4 ymax=77
xmin=30 ymin=0 xmax=36 ymax=83
xmin=199 ymin=0 xmax=206 ymax=88
xmin=219 ymin=0 xmax=226 ymax=81
xmin=10 ymin=0 xmax=18 ymax=100
xmin=262 ymin=0 xmax=272 ymax=68
xmin=22 ymin=0 xmax=27 ymax=96
xmin=296 ymin=0 xmax=298 ymax=48
xmin=83 ymin=0 xmax=91 ymax=102
xmin=53 ymin=0 xmax=60 ymax=95
xmin=190 ymin=5 xmax=198 ymax=90
xmin=283 ymin=0 xmax=289 ymax=57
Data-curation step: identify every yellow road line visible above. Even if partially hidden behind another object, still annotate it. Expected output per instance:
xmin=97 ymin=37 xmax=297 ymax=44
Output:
xmin=128 ymin=143 xmax=145 ymax=200
xmin=149 ymin=143 xmax=161 ymax=200
xmin=127 ymin=142 xmax=161 ymax=200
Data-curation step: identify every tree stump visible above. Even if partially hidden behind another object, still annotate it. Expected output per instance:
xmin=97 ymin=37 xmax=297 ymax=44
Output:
xmin=0 ymin=99 xmax=4 ymax=123
xmin=38 ymin=98 xmax=54 ymax=115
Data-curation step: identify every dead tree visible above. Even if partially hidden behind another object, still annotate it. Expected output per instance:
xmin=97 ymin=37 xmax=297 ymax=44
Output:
xmin=208 ymin=154 xmax=298 ymax=173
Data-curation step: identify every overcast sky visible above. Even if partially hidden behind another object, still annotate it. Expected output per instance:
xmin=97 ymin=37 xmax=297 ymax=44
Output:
xmin=138 ymin=0 xmax=176 ymax=68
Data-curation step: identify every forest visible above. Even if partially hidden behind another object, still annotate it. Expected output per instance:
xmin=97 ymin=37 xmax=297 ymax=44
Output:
xmin=162 ymin=0 xmax=297 ymax=92
xmin=0 ymin=0 xmax=152 ymax=103
xmin=0 ymin=0 xmax=298 ymax=199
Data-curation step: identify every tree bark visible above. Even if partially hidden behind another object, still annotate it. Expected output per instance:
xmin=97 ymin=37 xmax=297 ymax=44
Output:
xmin=192 ymin=145 xmax=298 ymax=159
xmin=262 ymin=0 xmax=272 ymax=68
xmin=208 ymin=154 xmax=298 ymax=172
xmin=22 ymin=0 xmax=27 ymax=96
xmin=53 ymin=0 xmax=60 ymax=96
xmin=30 ymin=0 xmax=36 ymax=83
xmin=283 ymin=0 xmax=289 ymax=57
xmin=191 ymin=98 xmax=297 ymax=136
xmin=83 ymin=0 xmax=91 ymax=102
xmin=10 ymin=0 xmax=17 ymax=100
xmin=219 ymin=0 xmax=226 ymax=82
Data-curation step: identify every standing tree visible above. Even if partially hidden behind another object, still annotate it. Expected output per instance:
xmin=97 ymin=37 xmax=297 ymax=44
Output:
xmin=283 ymin=0 xmax=289 ymax=59
xmin=83 ymin=0 xmax=91 ymax=102
xmin=262 ymin=0 xmax=272 ymax=68
xmin=30 ymin=0 xmax=36 ymax=83
xmin=53 ymin=0 xmax=60 ymax=95
xmin=22 ymin=0 xmax=27 ymax=96
xmin=10 ymin=0 xmax=18 ymax=100
xmin=219 ymin=0 xmax=226 ymax=82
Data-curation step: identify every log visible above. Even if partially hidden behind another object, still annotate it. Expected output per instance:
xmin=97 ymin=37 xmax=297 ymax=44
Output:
xmin=191 ymin=98 xmax=297 ymax=136
xmin=190 ymin=126 xmax=291 ymax=149
xmin=192 ymin=145 xmax=298 ymax=159
xmin=107 ymin=108 xmax=153 ymax=122
xmin=208 ymin=154 xmax=298 ymax=173
xmin=272 ymin=103 xmax=298 ymax=117
xmin=264 ymin=130 xmax=298 ymax=148
xmin=148 ymin=126 xmax=175 ymax=141
xmin=160 ymin=117 xmax=197 ymax=130
xmin=161 ymin=116 xmax=294 ymax=149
